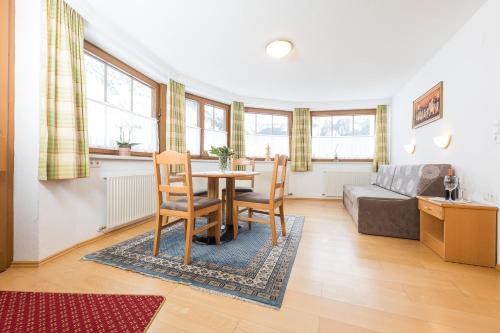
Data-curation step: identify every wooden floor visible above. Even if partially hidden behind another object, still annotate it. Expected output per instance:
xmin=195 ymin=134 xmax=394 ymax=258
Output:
xmin=2 ymin=200 xmax=500 ymax=332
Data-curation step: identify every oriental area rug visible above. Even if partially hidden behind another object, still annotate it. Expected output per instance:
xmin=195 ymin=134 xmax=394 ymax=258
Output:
xmin=83 ymin=214 xmax=304 ymax=309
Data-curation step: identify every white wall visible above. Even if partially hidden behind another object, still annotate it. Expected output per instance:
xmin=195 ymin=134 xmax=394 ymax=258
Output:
xmin=13 ymin=0 xmax=41 ymax=261
xmin=391 ymin=0 xmax=500 ymax=262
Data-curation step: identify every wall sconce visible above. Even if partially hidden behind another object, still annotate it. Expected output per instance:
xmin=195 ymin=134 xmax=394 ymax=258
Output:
xmin=433 ymin=135 xmax=451 ymax=149
xmin=404 ymin=143 xmax=416 ymax=154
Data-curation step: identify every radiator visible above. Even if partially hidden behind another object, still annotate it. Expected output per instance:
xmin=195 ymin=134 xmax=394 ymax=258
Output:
xmin=105 ymin=174 xmax=156 ymax=231
xmin=323 ymin=171 xmax=371 ymax=197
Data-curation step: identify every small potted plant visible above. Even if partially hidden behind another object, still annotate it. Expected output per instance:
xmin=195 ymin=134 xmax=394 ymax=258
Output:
xmin=116 ymin=123 xmax=139 ymax=156
xmin=209 ymin=145 xmax=234 ymax=172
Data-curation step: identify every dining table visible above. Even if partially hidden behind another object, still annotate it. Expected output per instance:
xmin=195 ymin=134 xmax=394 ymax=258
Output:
xmin=190 ymin=170 xmax=260 ymax=244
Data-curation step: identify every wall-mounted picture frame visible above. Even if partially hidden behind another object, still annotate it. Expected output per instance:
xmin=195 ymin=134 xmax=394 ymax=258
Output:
xmin=412 ymin=81 xmax=443 ymax=129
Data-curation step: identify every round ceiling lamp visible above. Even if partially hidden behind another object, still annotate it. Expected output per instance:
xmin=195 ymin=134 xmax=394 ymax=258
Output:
xmin=266 ymin=40 xmax=293 ymax=58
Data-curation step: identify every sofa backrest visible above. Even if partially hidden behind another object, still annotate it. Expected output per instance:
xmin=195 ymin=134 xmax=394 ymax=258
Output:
xmin=390 ymin=164 xmax=450 ymax=197
xmin=375 ymin=165 xmax=396 ymax=190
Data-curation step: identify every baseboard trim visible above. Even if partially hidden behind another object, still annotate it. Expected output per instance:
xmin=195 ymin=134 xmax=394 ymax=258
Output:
xmin=496 ymin=264 xmax=500 ymax=271
xmin=11 ymin=217 xmax=153 ymax=268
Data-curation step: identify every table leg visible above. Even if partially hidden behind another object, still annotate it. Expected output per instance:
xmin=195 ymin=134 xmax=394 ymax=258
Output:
xmin=206 ymin=178 xmax=219 ymax=238
xmin=219 ymin=177 xmax=241 ymax=242
xmin=225 ymin=177 xmax=235 ymax=227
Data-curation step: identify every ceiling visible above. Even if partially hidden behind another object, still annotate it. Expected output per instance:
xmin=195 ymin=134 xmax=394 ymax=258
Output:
xmin=68 ymin=0 xmax=486 ymax=108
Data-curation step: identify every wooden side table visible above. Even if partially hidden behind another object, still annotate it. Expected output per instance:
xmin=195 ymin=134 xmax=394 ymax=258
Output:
xmin=417 ymin=196 xmax=498 ymax=267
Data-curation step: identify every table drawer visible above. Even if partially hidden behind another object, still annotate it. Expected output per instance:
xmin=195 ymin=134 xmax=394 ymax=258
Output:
xmin=419 ymin=200 xmax=444 ymax=220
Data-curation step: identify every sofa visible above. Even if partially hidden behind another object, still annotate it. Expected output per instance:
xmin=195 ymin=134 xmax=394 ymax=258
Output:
xmin=343 ymin=164 xmax=450 ymax=240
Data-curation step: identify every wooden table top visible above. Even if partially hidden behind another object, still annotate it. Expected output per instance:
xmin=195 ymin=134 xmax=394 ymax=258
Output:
xmin=417 ymin=196 xmax=498 ymax=211
xmin=189 ymin=171 xmax=260 ymax=178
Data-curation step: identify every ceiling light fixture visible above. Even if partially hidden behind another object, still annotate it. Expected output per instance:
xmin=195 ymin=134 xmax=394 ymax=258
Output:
xmin=266 ymin=40 xmax=293 ymax=58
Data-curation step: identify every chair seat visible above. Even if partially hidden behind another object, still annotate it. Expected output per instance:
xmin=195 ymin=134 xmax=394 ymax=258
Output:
xmin=161 ymin=197 xmax=220 ymax=212
xmin=221 ymin=187 xmax=254 ymax=194
xmin=234 ymin=192 xmax=282 ymax=204
xmin=170 ymin=189 xmax=208 ymax=197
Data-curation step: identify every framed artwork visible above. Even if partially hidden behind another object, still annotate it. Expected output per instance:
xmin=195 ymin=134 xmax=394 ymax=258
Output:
xmin=412 ymin=81 xmax=443 ymax=129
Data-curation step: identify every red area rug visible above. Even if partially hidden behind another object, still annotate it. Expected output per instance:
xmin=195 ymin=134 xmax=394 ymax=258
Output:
xmin=0 ymin=291 xmax=164 ymax=333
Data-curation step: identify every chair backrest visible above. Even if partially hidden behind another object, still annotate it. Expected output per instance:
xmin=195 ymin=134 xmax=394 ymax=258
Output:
xmin=153 ymin=150 xmax=194 ymax=212
xmin=231 ymin=158 xmax=256 ymax=188
xmin=269 ymin=155 xmax=288 ymax=204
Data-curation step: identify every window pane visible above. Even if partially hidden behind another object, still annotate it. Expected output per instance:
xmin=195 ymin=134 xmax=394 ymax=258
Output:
xmin=204 ymin=105 xmax=214 ymax=129
xmin=84 ymin=54 xmax=105 ymax=101
xmin=272 ymin=115 xmax=288 ymax=135
xmin=332 ymin=116 xmax=353 ymax=136
xmin=354 ymin=115 xmax=375 ymax=136
xmin=104 ymin=106 xmax=157 ymax=152
xmin=87 ymin=100 xmax=106 ymax=147
xmin=312 ymin=116 xmax=332 ymax=137
xmin=186 ymin=99 xmax=199 ymax=127
xmin=132 ymin=80 xmax=152 ymax=117
xmin=213 ymin=107 xmax=225 ymax=131
xmin=204 ymin=129 xmax=227 ymax=152
xmin=106 ymin=66 xmax=132 ymax=110
xmin=256 ymin=114 xmax=272 ymax=134
xmin=245 ymin=134 xmax=289 ymax=157
xmin=312 ymin=136 xmax=374 ymax=159
xmin=129 ymin=114 xmax=158 ymax=152
xmin=245 ymin=113 xmax=256 ymax=135
xmin=186 ymin=126 xmax=201 ymax=155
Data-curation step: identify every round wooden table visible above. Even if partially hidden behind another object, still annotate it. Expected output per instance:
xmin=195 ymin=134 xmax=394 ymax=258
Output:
xmin=191 ymin=170 xmax=260 ymax=244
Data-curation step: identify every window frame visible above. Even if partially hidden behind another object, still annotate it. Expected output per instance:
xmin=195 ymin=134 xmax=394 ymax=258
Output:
xmin=84 ymin=41 xmax=161 ymax=157
xmin=244 ymin=107 xmax=292 ymax=160
xmin=310 ymin=109 xmax=376 ymax=162
xmin=185 ymin=92 xmax=230 ymax=159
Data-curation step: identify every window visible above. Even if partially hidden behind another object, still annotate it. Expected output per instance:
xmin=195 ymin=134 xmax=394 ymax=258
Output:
xmin=203 ymin=104 xmax=227 ymax=152
xmin=185 ymin=98 xmax=201 ymax=155
xmin=245 ymin=111 xmax=290 ymax=157
xmin=84 ymin=51 xmax=158 ymax=153
xmin=311 ymin=111 xmax=375 ymax=160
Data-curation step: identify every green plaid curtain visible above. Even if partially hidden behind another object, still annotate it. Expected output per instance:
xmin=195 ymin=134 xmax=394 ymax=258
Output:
xmin=166 ymin=79 xmax=186 ymax=172
xmin=291 ymin=108 xmax=312 ymax=172
xmin=39 ymin=0 xmax=89 ymax=180
xmin=372 ymin=105 xmax=389 ymax=172
xmin=230 ymin=101 xmax=245 ymax=170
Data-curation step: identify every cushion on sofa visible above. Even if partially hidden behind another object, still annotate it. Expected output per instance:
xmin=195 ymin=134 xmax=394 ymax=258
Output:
xmin=375 ymin=165 xmax=396 ymax=189
xmin=344 ymin=184 xmax=410 ymax=203
xmin=390 ymin=164 xmax=449 ymax=197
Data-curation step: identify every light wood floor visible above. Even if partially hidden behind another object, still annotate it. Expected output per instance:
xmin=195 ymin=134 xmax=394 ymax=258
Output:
xmin=2 ymin=200 xmax=500 ymax=332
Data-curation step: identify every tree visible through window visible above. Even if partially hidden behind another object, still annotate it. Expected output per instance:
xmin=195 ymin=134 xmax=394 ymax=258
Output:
xmin=84 ymin=52 xmax=158 ymax=152
xmin=245 ymin=112 xmax=289 ymax=157
xmin=203 ymin=104 xmax=227 ymax=152
xmin=312 ymin=112 xmax=375 ymax=159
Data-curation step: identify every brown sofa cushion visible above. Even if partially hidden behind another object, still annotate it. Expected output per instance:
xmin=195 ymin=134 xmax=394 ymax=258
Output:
xmin=234 ymin=192 xmax=281 ymax=204
xmin=161 ymin=197 xmax=220 ymax=212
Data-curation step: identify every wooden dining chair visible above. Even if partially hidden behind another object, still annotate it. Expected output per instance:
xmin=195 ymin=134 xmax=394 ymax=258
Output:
xmin=222 ymin=158 xmax=256 ymax=220
xmin=232 ymin=155 xmax=288 ymax=245
xmin=152 ymin=150 xmax=222 ymax=264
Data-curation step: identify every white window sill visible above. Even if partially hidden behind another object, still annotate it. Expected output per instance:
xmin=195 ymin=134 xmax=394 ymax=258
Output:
xmin=89 ymin=154 xmax=152 ymax=161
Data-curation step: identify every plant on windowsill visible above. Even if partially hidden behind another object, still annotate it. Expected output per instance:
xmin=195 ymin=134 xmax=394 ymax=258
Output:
xmin=116 ymin=123 xmax=139 ymax=156
xmin=209 ymin=145 xmax=234 ymax=172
